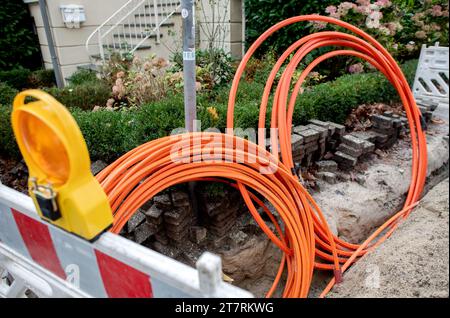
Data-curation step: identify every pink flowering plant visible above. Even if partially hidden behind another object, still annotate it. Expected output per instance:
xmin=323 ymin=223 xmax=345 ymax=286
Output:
xmin=318 ymin=0 xmax=449 ymax=64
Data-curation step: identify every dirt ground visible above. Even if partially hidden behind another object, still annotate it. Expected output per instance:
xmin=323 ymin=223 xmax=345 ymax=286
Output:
xmin=313 ymin=127 xmax=449 ymax=244
xmin=328 ymin=178 xmax=449 ymax=298
xmin=231 ymin=105 xmax=449 ymax=297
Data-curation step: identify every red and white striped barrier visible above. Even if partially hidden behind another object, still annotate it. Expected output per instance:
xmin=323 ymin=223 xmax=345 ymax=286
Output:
xmin=0 ymin=184 xmax=253 ymax=298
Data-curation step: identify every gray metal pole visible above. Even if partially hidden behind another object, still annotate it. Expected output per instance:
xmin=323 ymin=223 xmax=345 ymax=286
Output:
xmin=181 ymin=0 xmax=199 ymax=223
xmin=38 ymin=0 xmax=64 ymax=88
xmin=181 ymin=0 xmax=196 ymax=131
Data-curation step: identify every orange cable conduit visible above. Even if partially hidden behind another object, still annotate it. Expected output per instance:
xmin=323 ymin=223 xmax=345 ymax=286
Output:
xmin=96 ymin=15 xmax=428 ymax=298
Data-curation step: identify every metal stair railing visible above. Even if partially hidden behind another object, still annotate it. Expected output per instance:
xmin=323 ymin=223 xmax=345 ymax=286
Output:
xmin=85 ymin=0 xmax=180 ymax=63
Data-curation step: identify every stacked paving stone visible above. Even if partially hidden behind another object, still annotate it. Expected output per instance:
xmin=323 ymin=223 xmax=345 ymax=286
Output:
xmin=153 ymin=192 xmax=193 ymax=244
xmin=120 ymin=191 xmax=194 ymax=248
xmin=333 ymin=134 xmax=375 ymax=169
xmin=292 ymin=125 xmax=319 ymax=166
xmin=123 ymin=187 xmax=244 ymax=252
xmin=370 ymin=112 xmax=404 ymax=149
xmin=416 ymin=99 xmax=439 ymax=123
xmin=264 ymin=120 xmax=345 ymax=170
xmin=315 ymin=160 xmax=338 ymax=184
xmin=288 ymin=120 xmax=346 ymax=168
xmin=198 ymin=190 xmax=242 ymax=238
xmin=308 ymin=119 xmax=346 ymax=153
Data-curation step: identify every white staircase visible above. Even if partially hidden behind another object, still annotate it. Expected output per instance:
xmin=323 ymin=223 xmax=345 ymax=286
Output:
xmin=85 ymin=0 xmax=181 ymax=65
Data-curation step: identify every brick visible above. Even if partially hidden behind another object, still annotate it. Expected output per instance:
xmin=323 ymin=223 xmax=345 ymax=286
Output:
xmin=292 ymin=125 xmax=309 ymax=134
xmin=145 ymin=204 xmax=163 ymax=225
xmin=400 ymin=116 xmax=408 ymax=125
xmin=127 ymin=210 xmax=146 ymax=233
xmin=371 ymin=114 xmax=394 ymax=129
xmin=392 ymin=118 xmax=403 ymax=128
xmin=372 ymin=126 xmax=397 ymax=135
xmin=350 ymin=131 xmax=378 ymax=143
xmin=209 ymin=207 xmax=236 ymax=223
xmin=362 ymin=141 xmax=376 ymax=153
xmin=189 ymin=226 xmax=207 ymax=244
xmin=379 ymin=135 xmax=398 ymax=149
xmin=134 ymin=222 xmax=159 ymax=244
xmin=316 ymin=171 xmax=337 ymax=184
xmin=309 ymin=119 xmax=330 ymax=129
xmin=327 ymin=122 xmax=345 ymax=136
xmin=90 ymin=160 xmax=107 ymax=175
xmin=318 ymin=142 xmax=327 ymax=158
xmin=171 ymin=191 xmax=190 ymax=207
xmin=291 ymin=133 xmax=304 ymax=152
xmin=164 ymin=207 xmax=191 ymax=226
xmin=333 ymin=151 xmax=358 ymax=168
xmin=372 ymin=132 xmax=389 ymax=144
xmin=308 ymin=124 xmax=328 ymax=140
xmin=304 ymin=141 xmax=319 ymax=153
xmin=304 ymin=153 xmax=314 ymax=167
xmin=166 ymin=221 xmax=190 ymax=238
xmin=294 ymin=128 xmax=320 ymax=143
xmin=316 ymin=160 xmax=338 ymax=173
xmin=337 ymin=143 xmax=363 ymax=157
xmin=327 ymin=139 xmax=338 ymax=150
xmin=341 ymin=134 xmax=366 ymax=150
xmin=153 ymin=194 xmax=173 ymax=209
xmin=141 ymin=200 xmax=153 ymax=211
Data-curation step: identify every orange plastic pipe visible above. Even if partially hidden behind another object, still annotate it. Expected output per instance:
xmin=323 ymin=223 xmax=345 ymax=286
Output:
xmin=96 ymin=15 xmax=427 ymax=298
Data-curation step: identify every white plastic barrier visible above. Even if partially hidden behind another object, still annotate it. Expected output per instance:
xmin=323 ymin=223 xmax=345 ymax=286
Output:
xmin=412 ymin=43 xmax=449 ymax=105
xmin=0 ymin=184 xmax=253 ymax=298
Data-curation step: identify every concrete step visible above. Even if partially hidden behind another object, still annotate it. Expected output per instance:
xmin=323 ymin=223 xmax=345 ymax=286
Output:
xmin=102 ymin=43 xmax=152 ymax=50
xmin=135 ymin=11 xmax=181 ymax=18
xmin=123 ymin=22 xmax=174 ymax=28
xmin=112 ymin=33 xmax=163 ymax=40
xmin=90 ymin=53 xmax=111 ymax=61
xmin=144 ymin=1 xmax=180 ymax=9
xmin=77 ymin=64 xmax=100 ymax=72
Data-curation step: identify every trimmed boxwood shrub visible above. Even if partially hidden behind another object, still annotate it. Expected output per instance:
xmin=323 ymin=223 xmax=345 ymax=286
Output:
xmin=68 ymin=69 xmax=98 ymax=86
xmin=0 ymin=68 xmax=56 ymax=90
xmin=28 ymin=69 xmax=56 ymax=88
xmin=45 ymin=81 xmax=111 ymax=110
xmin=0 ymin=82 xmax=18 ymax=105
xmin=0 ymin=105 xmax=20 ymax=159
xmin=0 ymin=59 xmax=418 ymax=162
xmin=0 ymin=68 xmax=32 ymax=90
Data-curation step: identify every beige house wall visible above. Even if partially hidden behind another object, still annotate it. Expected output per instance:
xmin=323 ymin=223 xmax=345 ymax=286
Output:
xmin=25 ymin=0 xmax=244 ymax=84
xmin=196 ymin=0 xmax=244 ymax=59
xmin=26 ymin=0 xmax=129 ymax=83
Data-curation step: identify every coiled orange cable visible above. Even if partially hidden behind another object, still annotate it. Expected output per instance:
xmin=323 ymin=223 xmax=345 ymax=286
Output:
xmin=97 ymin=15 xmax=427 ymax=298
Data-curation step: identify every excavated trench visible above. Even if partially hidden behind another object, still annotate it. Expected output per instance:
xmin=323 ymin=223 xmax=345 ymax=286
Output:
xmin=115 ymin=110 xmax=448 ymax=297
xmin=0 ymin=104 xmax=447 ymax=298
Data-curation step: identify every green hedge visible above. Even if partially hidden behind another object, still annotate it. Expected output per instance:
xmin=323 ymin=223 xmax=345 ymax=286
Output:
xmin=0 ymin=68 xmax=56 ymax=90
xmin=0 ymin=82 xmax=18 ymax=105
xmin=45 ymin=81 xmax=111 ymax=111
xmin=0 ymin=68 xmax=32 ymax=90
xmin=68 ymin=69 xmax=98 ymax=86
xmin=0 ymin=60 xmax=418 ymax=162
